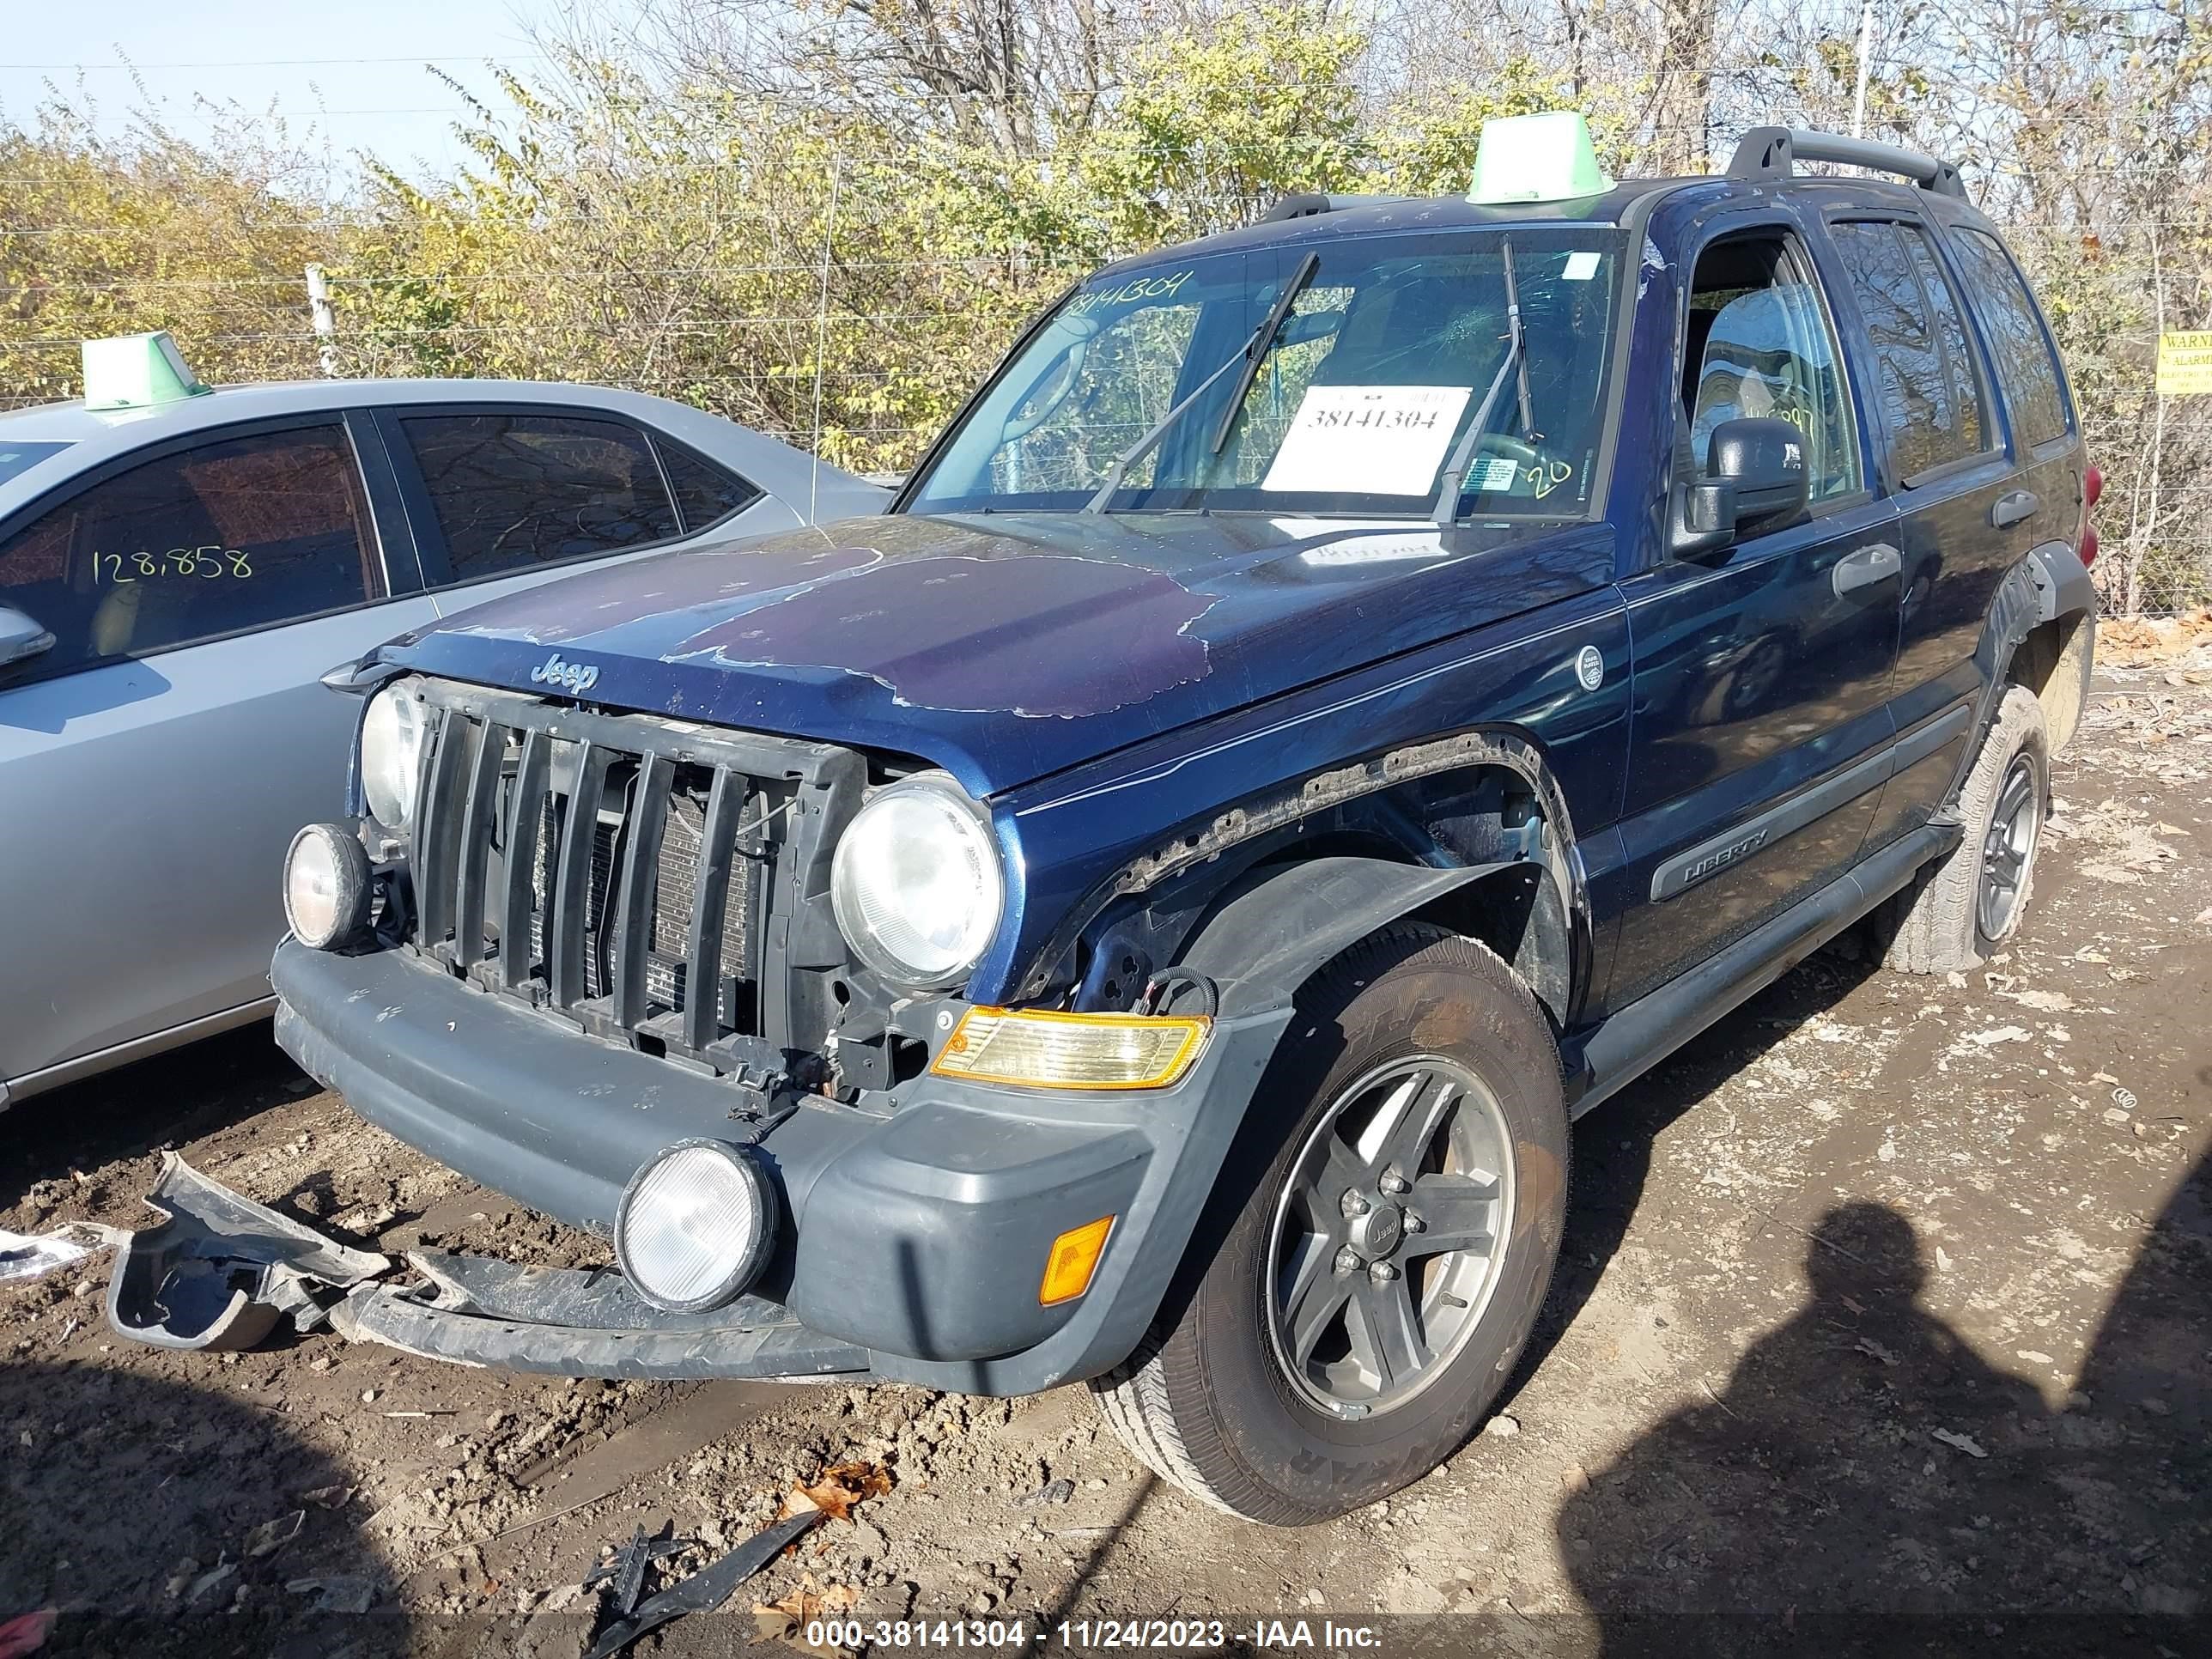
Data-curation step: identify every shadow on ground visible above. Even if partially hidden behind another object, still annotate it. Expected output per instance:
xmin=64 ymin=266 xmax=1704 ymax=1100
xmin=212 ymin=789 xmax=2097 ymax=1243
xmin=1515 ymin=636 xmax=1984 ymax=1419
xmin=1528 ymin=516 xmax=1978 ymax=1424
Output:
xmin=1558 ymin=1154 xmax=2212 ymax=1657
xmin=0 ymin=1360 xmax=411 ymax=1657
xmin=1529 ymin=945 xmax=1885 ymax=1387
xmin=1 ymin=1024 xmax=308 ymax=1213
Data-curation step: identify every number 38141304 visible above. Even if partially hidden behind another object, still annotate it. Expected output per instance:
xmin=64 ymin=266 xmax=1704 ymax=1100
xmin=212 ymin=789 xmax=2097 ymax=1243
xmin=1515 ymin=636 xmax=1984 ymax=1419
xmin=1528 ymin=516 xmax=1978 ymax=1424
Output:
xmin=94 ymin=547 xmax=254 ymax=582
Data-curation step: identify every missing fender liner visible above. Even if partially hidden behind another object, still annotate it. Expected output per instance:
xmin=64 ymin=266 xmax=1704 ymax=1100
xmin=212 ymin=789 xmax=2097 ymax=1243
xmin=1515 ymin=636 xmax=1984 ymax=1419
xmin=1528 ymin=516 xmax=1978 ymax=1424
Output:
xmin=1020 ymin=729 xmax=1576 ymax=1000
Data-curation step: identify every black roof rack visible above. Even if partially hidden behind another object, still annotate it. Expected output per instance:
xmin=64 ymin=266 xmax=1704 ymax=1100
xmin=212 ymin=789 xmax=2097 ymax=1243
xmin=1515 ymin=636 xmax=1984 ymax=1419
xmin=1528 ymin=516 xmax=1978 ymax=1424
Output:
xmin=1258 ymin=191 xmax=1407 ymax=223
xmin=1727 ymin=126 xmax=1966 ymax=200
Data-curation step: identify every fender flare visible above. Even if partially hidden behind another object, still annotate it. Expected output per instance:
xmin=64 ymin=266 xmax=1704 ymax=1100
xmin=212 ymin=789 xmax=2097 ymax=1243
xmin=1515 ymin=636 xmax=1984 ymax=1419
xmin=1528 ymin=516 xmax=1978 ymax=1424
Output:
xmin=2026 ymin=538 xmax=2095 ymax=626
xmin=1945 ymin=544 xmax=2096 ymax=802
xmin=1175 ymin=854 xmax=1516 ymax=1018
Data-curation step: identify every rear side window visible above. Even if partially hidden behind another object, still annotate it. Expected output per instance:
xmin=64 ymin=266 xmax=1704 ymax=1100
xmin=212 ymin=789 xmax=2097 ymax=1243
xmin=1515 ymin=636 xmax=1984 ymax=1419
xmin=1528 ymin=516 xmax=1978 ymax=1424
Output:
xmin=1830 ymin=221 xmax=1989 ymax=479
xmin=403 ymin=412 xmax=680 ymax=582
xmin=1948 ymin=228 xmax=2072 ymax=449
xmin=653 ymin=436 xmax=763 ymax=532
xmin=0 ymin=423 xmax=378 ymax=677
xmin=1899 ymin=228 xmax=1986 ymax=453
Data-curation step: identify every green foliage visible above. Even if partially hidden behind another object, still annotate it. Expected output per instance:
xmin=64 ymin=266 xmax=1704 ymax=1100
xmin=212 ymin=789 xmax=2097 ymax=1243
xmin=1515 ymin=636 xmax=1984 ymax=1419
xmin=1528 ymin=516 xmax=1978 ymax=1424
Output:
xmin=0 ymin=99 xmax=338 ymax=403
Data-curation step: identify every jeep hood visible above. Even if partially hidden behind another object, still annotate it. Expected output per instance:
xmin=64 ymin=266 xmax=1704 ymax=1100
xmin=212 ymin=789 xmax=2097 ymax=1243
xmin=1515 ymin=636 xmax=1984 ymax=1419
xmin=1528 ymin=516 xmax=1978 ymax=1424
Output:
xmin=376 ymin=512 xmax=1613 ymax=796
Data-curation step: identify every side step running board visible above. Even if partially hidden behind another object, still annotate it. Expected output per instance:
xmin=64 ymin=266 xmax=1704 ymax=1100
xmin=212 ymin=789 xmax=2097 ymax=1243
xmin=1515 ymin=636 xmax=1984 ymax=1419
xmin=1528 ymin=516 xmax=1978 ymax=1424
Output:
xmin=1565 ymin=822 xmax=1957 ymax=1118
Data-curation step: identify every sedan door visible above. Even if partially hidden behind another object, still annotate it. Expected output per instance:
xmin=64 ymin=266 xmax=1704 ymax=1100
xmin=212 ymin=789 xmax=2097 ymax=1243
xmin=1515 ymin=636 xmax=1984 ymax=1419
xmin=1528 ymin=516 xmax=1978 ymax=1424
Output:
xmin=0 ymin=415 xmax=439 ymax=1099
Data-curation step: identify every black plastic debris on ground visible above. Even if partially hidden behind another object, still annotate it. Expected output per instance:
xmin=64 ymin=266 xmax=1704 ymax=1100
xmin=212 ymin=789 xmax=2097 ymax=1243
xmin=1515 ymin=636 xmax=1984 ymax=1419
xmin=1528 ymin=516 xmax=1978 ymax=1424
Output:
xmin=582 ymin=1508 xmax=822 ymax=1659
xmin=583 ymin=1521 xmax=696 ymax=1621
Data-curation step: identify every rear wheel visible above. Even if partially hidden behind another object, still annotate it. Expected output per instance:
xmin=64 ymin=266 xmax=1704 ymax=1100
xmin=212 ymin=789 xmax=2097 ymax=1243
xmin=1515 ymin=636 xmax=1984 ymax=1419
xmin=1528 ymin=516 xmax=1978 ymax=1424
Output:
xmin=1091 ymin=924 xmax=1568 ymax=1524
xmin=1882 ymin=684 xmax=2051 ymax=974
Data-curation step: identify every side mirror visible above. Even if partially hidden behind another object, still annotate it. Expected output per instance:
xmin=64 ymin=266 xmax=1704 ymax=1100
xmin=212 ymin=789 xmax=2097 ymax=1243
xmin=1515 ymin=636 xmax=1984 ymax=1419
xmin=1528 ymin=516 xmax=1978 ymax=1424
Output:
xmin=0 ymin=604 xmax=54 ymax=674
xmin=1674 ymin=416 xmax=1812 ymax=554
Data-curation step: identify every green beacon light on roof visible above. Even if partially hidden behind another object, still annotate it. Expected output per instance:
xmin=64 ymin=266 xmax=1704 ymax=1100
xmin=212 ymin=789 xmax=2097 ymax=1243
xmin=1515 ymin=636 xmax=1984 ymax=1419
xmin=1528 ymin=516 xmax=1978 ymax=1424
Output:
xmin=1468 ymin=111 xmax=1615 ymax=205
xmin=81 ymin=331 xmax=212 ymax=413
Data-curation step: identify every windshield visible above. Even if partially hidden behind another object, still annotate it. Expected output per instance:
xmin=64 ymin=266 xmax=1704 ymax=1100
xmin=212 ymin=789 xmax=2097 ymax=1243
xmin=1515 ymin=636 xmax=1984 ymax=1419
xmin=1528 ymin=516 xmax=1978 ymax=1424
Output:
xmin=908 ymin=228 xmax=1623 ymax=519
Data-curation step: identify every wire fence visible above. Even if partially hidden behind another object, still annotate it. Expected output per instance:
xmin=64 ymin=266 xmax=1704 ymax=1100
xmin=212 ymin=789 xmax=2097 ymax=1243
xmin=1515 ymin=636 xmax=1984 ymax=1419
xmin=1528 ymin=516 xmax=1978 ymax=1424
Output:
xmin=1 ymin=132 xmax=2205 ymax=616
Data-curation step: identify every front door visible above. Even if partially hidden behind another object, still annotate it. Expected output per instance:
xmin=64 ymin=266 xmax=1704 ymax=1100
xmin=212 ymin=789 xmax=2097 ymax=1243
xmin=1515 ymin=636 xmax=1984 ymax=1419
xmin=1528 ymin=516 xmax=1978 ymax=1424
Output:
xmin=1608 ymin=220 xmax=1901 ymax=1008
xmin=0 ymin=418 xmax=436 ymax=1092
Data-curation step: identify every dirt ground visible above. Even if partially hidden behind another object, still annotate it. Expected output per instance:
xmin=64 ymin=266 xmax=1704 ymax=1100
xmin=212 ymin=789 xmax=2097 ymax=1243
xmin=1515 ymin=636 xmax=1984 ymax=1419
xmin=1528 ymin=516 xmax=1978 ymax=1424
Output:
xmin=4 ymin=650 xmax=2207 ymax=1659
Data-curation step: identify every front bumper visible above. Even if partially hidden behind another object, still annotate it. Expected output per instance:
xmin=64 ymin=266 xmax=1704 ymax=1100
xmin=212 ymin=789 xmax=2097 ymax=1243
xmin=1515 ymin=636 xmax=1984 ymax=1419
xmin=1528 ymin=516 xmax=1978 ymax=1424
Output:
xmin=270 ymin=939 xmax=1290 ymax=1394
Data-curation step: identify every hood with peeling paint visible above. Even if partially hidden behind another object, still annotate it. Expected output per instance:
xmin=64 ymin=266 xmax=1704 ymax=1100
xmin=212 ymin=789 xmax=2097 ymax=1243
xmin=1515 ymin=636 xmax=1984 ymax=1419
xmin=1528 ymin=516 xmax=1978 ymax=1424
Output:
xmin=374 ymin=512 xmax=1614 ymax=795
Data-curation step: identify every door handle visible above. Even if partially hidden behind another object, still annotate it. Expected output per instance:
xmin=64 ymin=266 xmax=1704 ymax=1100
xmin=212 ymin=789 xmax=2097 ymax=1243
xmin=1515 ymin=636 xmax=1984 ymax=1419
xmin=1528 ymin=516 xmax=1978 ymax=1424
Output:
xmin=1832 ymin=542 xmax=1901 ymax=599
xmin=1990 ymin=489 xmax=2039 ymax=528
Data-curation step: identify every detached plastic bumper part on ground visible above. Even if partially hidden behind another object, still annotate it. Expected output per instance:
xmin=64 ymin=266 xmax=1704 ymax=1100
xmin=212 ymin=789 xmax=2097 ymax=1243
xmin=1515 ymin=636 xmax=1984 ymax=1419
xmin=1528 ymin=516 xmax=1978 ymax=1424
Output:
xmin=187 ymin=939 xmax=1291 ymax=1394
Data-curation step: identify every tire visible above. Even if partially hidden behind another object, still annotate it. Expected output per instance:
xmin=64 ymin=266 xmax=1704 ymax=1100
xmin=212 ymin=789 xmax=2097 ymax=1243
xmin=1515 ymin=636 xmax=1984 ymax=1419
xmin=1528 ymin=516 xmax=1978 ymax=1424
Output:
xmin=1091 ymin=923 xmax=1569 ymax=1524
xmin=1881 ymin=684 xmax=2051 ymax=975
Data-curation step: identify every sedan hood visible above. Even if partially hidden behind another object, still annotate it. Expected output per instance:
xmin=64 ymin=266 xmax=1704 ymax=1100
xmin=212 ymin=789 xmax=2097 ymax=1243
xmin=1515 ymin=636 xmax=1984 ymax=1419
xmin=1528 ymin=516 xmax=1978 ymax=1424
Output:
xmin=377 ymin=512 xmax=1612 ymax=795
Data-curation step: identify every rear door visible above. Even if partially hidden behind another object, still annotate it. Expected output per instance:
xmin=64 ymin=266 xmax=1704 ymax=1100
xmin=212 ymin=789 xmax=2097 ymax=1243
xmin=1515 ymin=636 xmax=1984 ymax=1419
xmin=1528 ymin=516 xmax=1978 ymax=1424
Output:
xmin=1817 ymin=214 xmax=2018 ymax=849
xmin=0 ymin=416 xmax=439 ymax=1091
xmin=374 ymin=404 xmax=787 ymax=618
xmin=1609 ymin=213 xmax=1902 ymax=1007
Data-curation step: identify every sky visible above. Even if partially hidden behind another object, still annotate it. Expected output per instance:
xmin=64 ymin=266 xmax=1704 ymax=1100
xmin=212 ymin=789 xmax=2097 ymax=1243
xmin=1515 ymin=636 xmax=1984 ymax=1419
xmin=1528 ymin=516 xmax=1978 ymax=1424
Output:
xmin=0 ymin=0 xmax=572 ymax=182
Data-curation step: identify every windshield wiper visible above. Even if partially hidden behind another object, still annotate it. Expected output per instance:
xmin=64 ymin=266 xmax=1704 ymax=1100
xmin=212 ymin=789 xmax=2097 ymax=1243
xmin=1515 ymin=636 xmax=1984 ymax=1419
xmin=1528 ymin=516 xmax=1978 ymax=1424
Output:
xmin=1207 ymin=250 xmax=1321 ymax=457
xmin=1429 ymin=239 xmax=1529 ymax=526
xmin=1084 ymin=251 xmax=1321 ymax=514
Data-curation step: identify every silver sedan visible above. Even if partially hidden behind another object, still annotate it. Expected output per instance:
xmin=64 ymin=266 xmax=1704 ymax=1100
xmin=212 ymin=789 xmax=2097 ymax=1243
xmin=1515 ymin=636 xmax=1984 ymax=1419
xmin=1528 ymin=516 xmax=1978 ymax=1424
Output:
xmin=0 ymin=373 xmax=886 ymax=1106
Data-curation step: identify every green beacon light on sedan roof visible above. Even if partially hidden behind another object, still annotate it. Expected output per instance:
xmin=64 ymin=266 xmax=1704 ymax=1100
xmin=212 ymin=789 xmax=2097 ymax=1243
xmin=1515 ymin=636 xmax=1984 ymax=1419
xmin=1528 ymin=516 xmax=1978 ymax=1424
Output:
xmin=1468 ymin=111 xmax=1615 ymax=204
xmin=81 ymin=331 xmax=212 ymax=412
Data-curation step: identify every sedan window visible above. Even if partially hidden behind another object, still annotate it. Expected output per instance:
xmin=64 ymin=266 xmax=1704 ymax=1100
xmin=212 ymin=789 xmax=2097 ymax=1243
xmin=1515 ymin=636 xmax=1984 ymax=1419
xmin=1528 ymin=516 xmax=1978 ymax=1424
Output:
xmin=402 ymin=412 xmax=683 ymax=582
xmin=0 ymin=423 xmax=378 ymax=678
xmin=0 ymin=441 xmax=71 ymax=489
xmin=654 ymin=435 xmax=763 ymax=533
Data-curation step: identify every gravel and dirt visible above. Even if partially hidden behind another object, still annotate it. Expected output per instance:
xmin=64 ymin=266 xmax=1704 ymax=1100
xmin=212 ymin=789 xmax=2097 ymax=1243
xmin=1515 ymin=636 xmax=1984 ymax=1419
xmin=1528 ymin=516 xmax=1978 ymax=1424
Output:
xmin=4 ymin=638 xmax=2207 ymax=1658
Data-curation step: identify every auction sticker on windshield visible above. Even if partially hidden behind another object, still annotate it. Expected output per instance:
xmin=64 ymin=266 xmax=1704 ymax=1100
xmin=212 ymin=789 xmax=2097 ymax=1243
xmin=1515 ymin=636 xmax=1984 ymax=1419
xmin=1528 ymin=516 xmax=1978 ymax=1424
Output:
xmin=1261 ymin=385 xmax=1471 ymax=496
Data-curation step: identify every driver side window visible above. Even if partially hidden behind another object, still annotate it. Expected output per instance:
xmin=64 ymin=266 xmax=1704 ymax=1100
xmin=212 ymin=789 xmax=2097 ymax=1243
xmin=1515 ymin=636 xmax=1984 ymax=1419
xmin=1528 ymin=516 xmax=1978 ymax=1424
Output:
xmin=1682 ymin=232 xmax=1862 ymax=506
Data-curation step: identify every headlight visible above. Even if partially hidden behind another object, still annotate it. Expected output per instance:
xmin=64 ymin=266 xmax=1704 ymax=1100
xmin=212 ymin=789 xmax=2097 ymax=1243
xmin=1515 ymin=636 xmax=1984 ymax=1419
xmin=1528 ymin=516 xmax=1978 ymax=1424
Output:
xmin=284 ymin=822 xmax=373 ymax=950
xmin=830 ymin=772 xmax=1003 ymax=988
xmin=360 ymin=684 xmax=428 ymax=833
xmin=615 ymin=1140 xmax=778 ymax=1314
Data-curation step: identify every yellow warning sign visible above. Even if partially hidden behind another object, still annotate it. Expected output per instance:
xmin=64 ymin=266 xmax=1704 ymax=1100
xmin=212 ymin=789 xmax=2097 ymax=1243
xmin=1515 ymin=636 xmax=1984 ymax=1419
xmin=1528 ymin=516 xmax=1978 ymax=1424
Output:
xmin=2157 ymin=330 xmax=2212 ymax=394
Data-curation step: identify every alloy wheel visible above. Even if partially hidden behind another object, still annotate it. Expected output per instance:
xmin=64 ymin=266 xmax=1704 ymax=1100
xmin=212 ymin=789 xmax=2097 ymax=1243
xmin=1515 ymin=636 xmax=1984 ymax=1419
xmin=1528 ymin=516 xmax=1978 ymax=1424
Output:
xmin=1263 ymin=1056 xmax=1516 ymax=1417
xmin=1977 ymin=753 xmax=2041 ymax=942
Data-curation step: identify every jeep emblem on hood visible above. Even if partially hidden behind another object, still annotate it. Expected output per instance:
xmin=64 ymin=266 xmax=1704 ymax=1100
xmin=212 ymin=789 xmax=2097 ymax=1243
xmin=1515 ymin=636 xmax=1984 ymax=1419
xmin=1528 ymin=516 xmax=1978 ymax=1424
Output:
xmin=530 ymin=653 xmax=599 ymax=694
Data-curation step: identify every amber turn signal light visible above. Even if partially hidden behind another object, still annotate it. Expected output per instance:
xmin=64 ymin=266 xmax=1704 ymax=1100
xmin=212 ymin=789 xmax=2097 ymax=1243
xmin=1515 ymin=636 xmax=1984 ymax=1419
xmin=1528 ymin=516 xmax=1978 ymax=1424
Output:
xmin=1040 ymin=1215 xmax=1115 ymax=1306
xmin=930 ymin=1006 xmax=1210 ymax=1091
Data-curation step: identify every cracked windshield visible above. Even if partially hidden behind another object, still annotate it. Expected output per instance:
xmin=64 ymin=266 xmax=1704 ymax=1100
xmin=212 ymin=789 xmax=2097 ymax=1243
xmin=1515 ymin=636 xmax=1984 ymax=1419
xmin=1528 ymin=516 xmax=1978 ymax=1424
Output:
xmin=911 ymin=228 xmax=1622 ymax=520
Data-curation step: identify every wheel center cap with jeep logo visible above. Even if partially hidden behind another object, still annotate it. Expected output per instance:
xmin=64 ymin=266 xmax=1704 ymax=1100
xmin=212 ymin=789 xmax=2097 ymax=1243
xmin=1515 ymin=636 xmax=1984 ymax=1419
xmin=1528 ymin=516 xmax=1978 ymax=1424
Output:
xmin=1351 ymin=1200 xmax=1404 ymax=1259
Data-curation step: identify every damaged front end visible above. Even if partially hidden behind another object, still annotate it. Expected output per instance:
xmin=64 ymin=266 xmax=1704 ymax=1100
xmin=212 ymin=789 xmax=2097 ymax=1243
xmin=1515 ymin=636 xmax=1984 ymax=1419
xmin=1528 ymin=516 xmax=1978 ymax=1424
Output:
xmin=108 ymin=1155 xmax=390 ymax=1352
xmin=331 ymin=1249 xmax=867 ymax=1381
xmin=108 ymin=1155 xmax=869 ymax=1380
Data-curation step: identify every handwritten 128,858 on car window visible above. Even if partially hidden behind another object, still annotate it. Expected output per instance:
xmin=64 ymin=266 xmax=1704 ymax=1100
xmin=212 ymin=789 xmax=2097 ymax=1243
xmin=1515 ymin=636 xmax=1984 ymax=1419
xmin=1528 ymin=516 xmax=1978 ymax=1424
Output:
xmin=93 ymin=547 xmax=256 ymax=582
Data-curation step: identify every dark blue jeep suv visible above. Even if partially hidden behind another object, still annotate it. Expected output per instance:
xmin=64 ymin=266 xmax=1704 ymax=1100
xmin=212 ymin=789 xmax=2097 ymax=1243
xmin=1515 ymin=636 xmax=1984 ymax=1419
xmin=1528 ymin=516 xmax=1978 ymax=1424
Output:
xmin=240 ymin=119 xmax=2097 ymax=1523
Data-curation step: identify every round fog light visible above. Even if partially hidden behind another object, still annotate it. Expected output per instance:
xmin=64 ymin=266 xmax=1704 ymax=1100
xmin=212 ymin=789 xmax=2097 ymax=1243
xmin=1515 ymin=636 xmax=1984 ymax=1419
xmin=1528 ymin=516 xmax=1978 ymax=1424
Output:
xmin=615 ymin=1140 xmax=778 ymax=1314
xmin=283 ymin=823 xmax=373 ymax=951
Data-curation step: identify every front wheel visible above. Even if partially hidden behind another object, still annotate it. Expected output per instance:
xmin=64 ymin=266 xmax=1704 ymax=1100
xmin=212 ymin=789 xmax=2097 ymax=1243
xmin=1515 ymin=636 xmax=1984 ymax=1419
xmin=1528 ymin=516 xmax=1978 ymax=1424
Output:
xmin=1091 ymin=924 xmax=1568 ymax=1524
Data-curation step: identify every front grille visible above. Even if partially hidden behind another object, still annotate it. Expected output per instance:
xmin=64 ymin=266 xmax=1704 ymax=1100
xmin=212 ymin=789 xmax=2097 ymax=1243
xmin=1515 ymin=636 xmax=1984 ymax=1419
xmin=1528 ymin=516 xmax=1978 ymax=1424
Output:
xmin=397 ymin=677 xmax=853 ymax=1066
xmin=523 ymin=769 xmax=769 ymax=1020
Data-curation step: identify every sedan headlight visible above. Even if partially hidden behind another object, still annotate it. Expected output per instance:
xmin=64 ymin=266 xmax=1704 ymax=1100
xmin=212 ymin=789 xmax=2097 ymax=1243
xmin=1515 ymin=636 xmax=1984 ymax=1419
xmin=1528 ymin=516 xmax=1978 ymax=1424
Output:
xmin=360 ymin=684 xmax=428 ymax=833
xmin=830 ymin=772 xmax=1004 ymax=989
